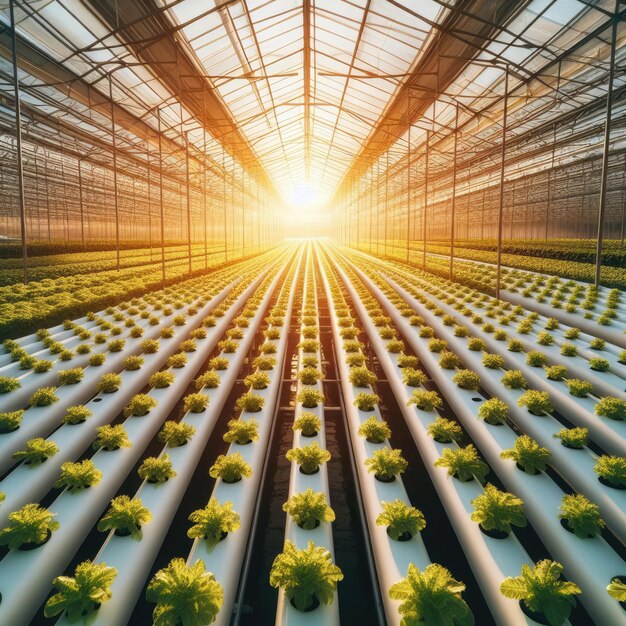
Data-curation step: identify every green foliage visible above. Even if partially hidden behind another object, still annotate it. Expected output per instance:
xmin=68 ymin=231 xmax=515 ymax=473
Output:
xmin=54 ymin=460 xmax=103 ymax=491
xmin=565 ymin=379 xmax=593 ymax=398
xmin=501 ymin=370 xmax=527 ymax=389
xmin=269 ymin=540 xmax=343 ymax=611
xmin=13 ymin=437 xmax=59 ymax=465
xmin=389 ymin=563 xmax=473 ymax=626
xmin=452 ymin=370 xmax=480 ymax=391
xmin=607 ymin=579 xmax=626 ymax=602
xmin=467 ymin=338 xmax=486 ymax=351
xmin=349 ymin=366 xmax=377 ymax=388
xmin=500 ymin=560 xmax=581 ymax=626
xmin=526 ymin=351 xmax=548 ymax=367
xmin=397 ymin=354 xmax=419 ymax=369
xmin=149 ymin=371 xmax=175 ymax=389
xmin=253 ymin=355 xmax=276 ymax=370
xmin=187 ymin=499 xmax=240 ymax=546
xmin=184 ymin=392 xmax=210 ymax=413
xmin=595 ymin=397 xmax=626 ymax=421
xmin=594 ymin=455 xmax=626 ymax=487
xmin=0 ymin=409 xmax=23 ymax=433
xmin=435 ymin=445 xmax=489 ymax=482
xmin=158 ymin=421 xmax=196 ymax=447
xmin=298 ymin=367 xmax=323 ymax=385
xmin=507 ymin=339 xmax=524 ymax=353
xmin=44 ymin=561 xmax=117 ymax=620
xmin=470 ymin=484 xmax=526 ymax=534
xmin=501 ymin=435 xmax=551 ymax=474
xmin=223 ymin=418 xmax=259 ymax=445
xmin=97 ymin=373 xmax=122 ymax=394
xmin=93 ymin=424 xmax=131 ymax=451
xmin=209 ymin=453 xmax=252 ymax=483
xmin=553 ymin=427 xmax=589 ymax=449
xmin=589 ymin=357 xmax=609 ymax=372
xmin=58 ymin=367 xmax=84 ymax=385
xmin=245 ymin=371 xmax=272 ymax=389
xmin=428 ymin=338 xmax=447 ymax=353
xmin=28 ymin=386 xmax=59 ymax=407
xmin=427 ymin=418 xmax=463 ymax=443
xmin=358 ymin=416 xmax=391 ymax=443
xmin=195 ymin=371 xmax=220 ymax=390
xmin=518 ymin=390 xmax=553 ymax=416
xmin=236 ymin=391 xmax=265 ymax=412
xmin=167 ymin=353 xmax=188 ymax=369
xmin=439 ymin=351 xmax=461 ymax=369
xmin=298 ymin=339 xmax=320 ymax=353
xmin=477 ymin=398 xmax=509 ymax=425
xmin=545 ymin=365 xmax=567 ymax=381
xmin=482 ymin=354 xmax=505 ymax=370
xmin=89 ymin=353 xmax=106 ymax=366
xmin=559 ymin=494 xmax=604 ymax=538
xmin=403 ymin=368 xmax=428 ymax=387
xmin=293 ymin=412 xmax=321 ymax=436
xmin=209 ymin=357 xmax=229 ymax=371
xmin=560 ymin=343 xmax=578 ymax=357
xmin=124 ymin=355 xmax=144 ymax=370
xmin=147 ymin=558 xmax=223 ymax=626
xmin=408 ymin=389 xmax=443 ymax=412
xmin=387 ymin=338 xmax=405 ymax=353
xmin=365 ymin=447 xmax=408 ymax=480
xmin=353 ymin=392 xmax=380 ymax=411
xmin=139 ymin=455 xmax=176 ymax=484
xmin=287 ymin=442 xmax=331 ymax=474
xmin=98 ymin=496 xmax=152 ymax=537
xmin=283 ymin=489 xmax=335 ymax=529
xmin=376 ymin=499 xmax=426 ymax=540
xmin=0 ymin=503 xmax=59 ymax=549
xmin=124 ymin=393 xmax=157 ymax=417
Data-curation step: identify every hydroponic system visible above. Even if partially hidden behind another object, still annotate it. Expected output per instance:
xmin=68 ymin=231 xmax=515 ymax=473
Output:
xmin=0 ymin=1 xmax=625 ymax=625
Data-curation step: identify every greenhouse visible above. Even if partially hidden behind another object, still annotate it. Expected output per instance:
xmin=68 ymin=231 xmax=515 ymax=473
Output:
xmin=0 ymin=0 xmax=625 ymax=624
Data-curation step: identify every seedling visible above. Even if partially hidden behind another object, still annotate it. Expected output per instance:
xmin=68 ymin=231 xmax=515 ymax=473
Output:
xmin=376 ymin=499 xmax=426 ymax=541
xmin=187 ymin=499 xmax=240 ymax=546
xmin=435 ymin=445 xmax=489 ymax=482
xmin=283 ymin=489 xmax=335 ymax=529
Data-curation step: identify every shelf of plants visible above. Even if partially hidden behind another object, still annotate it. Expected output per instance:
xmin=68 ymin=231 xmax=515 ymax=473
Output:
xmin=0 ymin=239 xmax=624 ymax=626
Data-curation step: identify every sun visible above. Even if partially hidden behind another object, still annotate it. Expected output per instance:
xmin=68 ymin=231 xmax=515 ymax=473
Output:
xmin=288 ymin=182 xmax=320 ymax=208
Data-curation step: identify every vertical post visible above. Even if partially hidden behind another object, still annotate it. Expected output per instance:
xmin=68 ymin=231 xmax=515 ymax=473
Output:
xmin=78 ymin=159 xmax=85 ymax=250
xmin=9 ymin=0 xmax=28 ymax=284
xmin=185 ymin=134 xmax=192 ymax=275
xmin=384 ymin=150 xmax=389 ymax=258
xmin=406 ymin=88 xmax=412 ymax=264
xmin=223 ymin=147 xmax=228 ymax=262
xmin=495 ymin=66 xmax=509 ymax=300
xmin=147 ymin=140 xmax=153 ymax=258
xmin=423 ymin=129 xmax=430 ymax=270
xmin=595 ymin=2 xmax=619 ymax=288
xmin=157 ymin=106 xmax=166 ymax=287
xmin=449 ymin=102 xmax=459 ymax=280
xmin=108 ymin=74 xmax=121 ymax=271
xmin=203 ymin=130 xmax=208 ymax=270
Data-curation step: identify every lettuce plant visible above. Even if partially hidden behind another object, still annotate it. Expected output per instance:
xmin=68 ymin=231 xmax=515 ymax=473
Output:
xmin=293 ymin=412 xmax=321 ymax=437
xmin=13 ymin=437 xmax=59 ymax=465
xmin=553 ymin=427 xmax=589 ymax=449
xmin=283 ymin=489 xmax=335 ymax=529
xmin=365 ymin=448 xmax=407 ymax=482
xmin=269 ymin=540 xmax=343 ymax=611
xmin=54 ymin=460 xmax=102 ymax=492
xmin=500 ymin=560 xmax=581 ymax=625
xmin=435 ymin=445 xmax=488 ymax=482
xmin=298 ymin=368 xmax=323 ymax=385
xmin=89 ymin=353 xmax=106 ymax=366
xmin=589 ymin=357 xmax=610 ymax=372
xmin=139 ymin=455 xmax=176 ymax=484
xmin=518 ymin=390 xmax=553 ymax=416
xmin=507 ymin=339 xmax=524 ymax=352
xmin=526 ymin=351 xmax=548 ymax=367
xmin=387 ymin=339 xmax=405 ymax=354
xmin=353 ymin=392 xmax=380 ymax=411
xmin=158 ymin=421 xmax=196 ymax=447
xmin=149 ymin=371 xmax=175 ymax=389
xmin=545 ymin=365 xmax=567 ymax=381
xmin=0 ymin=409 xmax=23 ymax=433
xmin=223 ymin=418 xmax=259 ymax=445
xmin=179 ymin=339 xmax=197 ymax=353
xmin=559 ymin=494 xmax=604 ymax=538
xmin=565 ymin=379 xmax=592 ymax=398
xmin=187 ymin=499 xmax=240 ymax=546
xmin=501 ymin=370 xmax=527 ymax=389
xmin=439 ymin=351 xmax=461 ymax=369
xmin=343 ymin=340 xmax=365 ymax=353
xmin=124 ymin=394 xmax=157 ymax=417
xmin=28 ymin=386 xmax=59 ymax=407
xmin=428 ymin=338 xmax=447 ymax=353
xmin=452 ymin=370 xmax=480 ymax=391
xmin=349 ymin=366 xmax=376 ymax=388
xmin=402 ymin=368 xmax=428 ymax=387
xmin=44 ymin=560 xmax=117 ymax=620
xmin=236 ymin=391 xmax=265 ymax=412
xmin=93 ymin=424 xmax=131 ymax=451
xmin=595 ymin=397 xmax=626 ymax=421
xmin=427 ymin=418 xmax=463 ymax=443
xmin=253 ymin=356 xmax=276 ymax=370
xmin=477 ymin=398 xmax=509 ymax=425
xmin=501 ymin=436 xmax=551 ymax=474
xmin=302 ymin=355 xmax=319 ymax=368
xmin=594 ymin=455 xmax=626 ymax=488
xmin=167 ymin=353 xmax=188 ymax=368
xmin=141 ymin=339 xmax=160 ymax=353
xmin=297 ymin=388 xmax=324 ymax=409
xmin=98 ymin=495 xmax=151 ymax=537
xmin=33 ymin=359 xmax=54 ymax=373
xmin=97 ymin=373 xmax=122 ymax=394
xmin=470 ymin=484 xmax=526 ymax=536
xmin=0 ymin=503 xmax=59 ymax=549
xmin=108 ymin=339 xmax=125 ymax=353
xmin=184 ymin=393 xmax=210 ymax=414
xmin=195 ymin=371 xmax=221 ymax=390
xmin=209 ymin=356 xmax=229 ymax=371
xmin=397 ymin=354 xmax=419 ymax=369
xmin=560 ymin=343 xmax=578 ymax=357
xmin=58 ymin=368 xmax=84 ymax=385
xmin=147 ymin=559 xmax=223 ymax=625
xmin=467 ymin=338 xmax=486 ymax=351
xmin=287 ymin=442 xmax=331 ymax=474
xmin=358 ymin=417 xmax=391 ymax=444
xmin=607 ymin=578 xmax=626 ymax=602
xmin=482 ymin=354 xmax=505 ymax=370
xmin=209 ymin=453 xmax=252 ymax=483
xmin=389 ymin=563 xmax=472 ymax=626
xmin=408 ymin=389 xmax=442 ymax=412
xmin=376 ymin=499 xmax=426 ymax=541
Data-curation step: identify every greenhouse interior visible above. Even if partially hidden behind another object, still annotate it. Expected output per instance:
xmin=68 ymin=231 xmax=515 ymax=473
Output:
xmin=0 ymin=0 xmax=625 ymax=625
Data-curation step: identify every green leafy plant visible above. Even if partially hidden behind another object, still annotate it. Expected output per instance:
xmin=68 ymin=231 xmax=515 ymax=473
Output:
xmin=149 ymin=371 xmax=175 ymax=389
xmin=349 ymin=366 xmax=377 ymax=388
xmin=397 ymin=354 xmax=419 ymax=369
xmin=269 ymin=540 xmax=343 ymax=611
xmin=408 ymin=389 xmax=443 ymax=412
xmin=98 ymin=495 xmax=152 ymax=537
xmin=293 ymin=412 xmax=321 ymax=437
xmin=209 ymin=453 xmax=252 ymax=483
xmin=526 ymin=351 xmax=548 ymax=367
xmin=402 ymin=368 xmax=428 ymax=387
xmin=589 ymin=357 xmax=610 ymax=372
xmin=223 ymin=418 xmax=259 ymax=445
xmin=353 ymin=392 xmax=380 ymax=412
xmin=595 ymin=397 xmax=626 ymax=421
xmin=508 ymin=339 xmax=524 ymax=352
xmin=287 ymin=442 xmax=331 ymax=474
xmin=501 ymin=370 xmax=527 ymax=390
xmin=0 ymin=503 xmax=59 ymax=549
xmin=470 ymin=483 xmax=526 ymax=536
xmin=376 ymin=499 xmax=426 ymax=540
xmin=427 ymin=418 xmax=463 ymax=443
xmin=283 ymin=489 xmax=335 ymax=529
xmin=365 ymin=447 xmax=408 ymax=482
xmin=358 ymin=416 xmax=391 ymax=444
xmin=482 ymin=354 xmax=505 ymax=370
xmin=58 ymin=367 xmax=84 ymax=385
xmin=158 ymin=421 xmax=196 ymax=447
xmin=297 ymin=388 xmax=324 ymax=409
xmin=607 ymin=578 xmax=626 ymax=602
xmin=298 ymin=367 xmax=323 ymax=385
xmin=167 ymin=353 xmax=188 ymax=369
xmin=124 ymin=355 xmax=144 ymax=370
xmin=559 ymin=494 xmax=604 ymax=538
xmin=139 ymin=455 xmax=176 ymax=484
xmin=0 ymin=409 xmax=23 ymax=433
xmin=298 ymin=339 xmax=320 ymax=353
xmin=452 ymin=370 xmax=480 ymax=391
xmin=28 ymin=386 xmax=59 ymax=407
xmin=89 ymin=353 xmax=106 ymax=366
xmin=439 ymin=351 xmax=461 ymax=369
xmin=302 ymin=355 xmax=319 ymax=368
xmin=195 ymin=371 xmax=221 ymax=390
xmin=518 ymin=390 xmax=553 ymax=416
xmin=187 ymin=499 xmax=240 ymax=546
xmin=44 ymin=560 xmax=117 ymax=620
xmin=566 ymin=379 xmax=593 ymax=398
xmin=387 ymin=339 xmax=405 ymax=353
xmin=124 ymin=394 xmax=157 ymax=417
xmin=435 ymin=445 xmax=489 ymax=482
xmin=561 ymin=343 xmax=578 ymax=357
xmin=253 ymin=356 xmax=276 ymax=370
xmin=55 ymin=460 xmax=103 ymax=491
xmin=62 ymin=405 xmax=91 ymax=426
xmin=501 ymin=436 xmax=551 ymax=474
xmin=545 ymin=365 xmax=567 ymax=381
xmin=245 ymin=371 xmax=271 ymax=389
xmin=13 ymin=437 xmax=59 ymax=465
xmin=93 ymin=424 xmax=131 ymax=451
xmin=97 ymin=373 xmax=122 ymax=394
xmin=146 ymin=558 xmax=223 ymax=625
xmin=428 ymin=338 xmax=447 ymax=353
xmin=594 ymin=455 xmax=626 ymax=488
xmin=500 ymin=560 xmax=581 ymax=626
xmin=236 ymin=391 xmax=265 ymax=412
xmin=477 ymin=398 xmax=509 ymax=425
xmin=389 ymin=563 xmax=473 ymax=626
xmin=184 ymin=392 xmax=209 ymax=414
xmin=209 ymin=356 xmax=229 ymax=370
xmin=553 ymin=427 xmax=589 ymax=449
